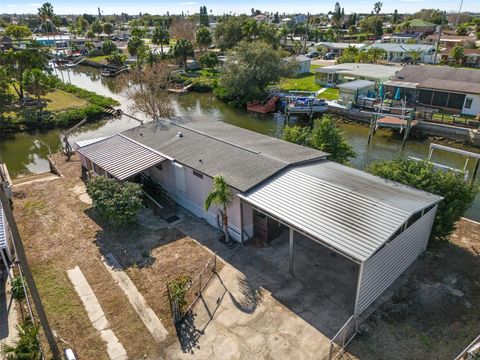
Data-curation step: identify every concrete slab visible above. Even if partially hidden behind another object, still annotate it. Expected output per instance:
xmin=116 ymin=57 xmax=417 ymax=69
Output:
xmin=102 ymin=253 xmax=168 ymax=344
xmin=67 ymin=266 xmax=127 ymax=360
xmin=0 ymin=269 xmax=19 ymax=352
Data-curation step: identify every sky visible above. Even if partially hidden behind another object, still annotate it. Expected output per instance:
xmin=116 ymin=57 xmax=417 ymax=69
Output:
xmin=4 ymin=0 xmax=480 ymax=16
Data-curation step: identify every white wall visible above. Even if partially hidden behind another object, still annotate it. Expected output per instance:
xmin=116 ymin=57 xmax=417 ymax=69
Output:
xmin=462 ymin=94 xmax=480 ymax=116
xmin=147 ymin=160 xmax=253 ymax=242
xmin=356 ymin=205 xmax=437 ymax=314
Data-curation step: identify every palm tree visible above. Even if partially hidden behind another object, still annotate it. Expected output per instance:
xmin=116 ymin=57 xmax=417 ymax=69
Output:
xmin=195 ymin=26 xmax=212 ymax=54
xmin=407 ymin=49 xmax=423 ymax=64
xmin=151 ymin=25 xmax=170 ymax=54
xmin=450 ymin=45 xmax=465 ymax=66
xmin=367 ymin=47 xmax=386 ymax=63
xmin=38 ymin=2 xmax=54 ymax=41
xmin=172 ymin=38 xmax=194 ymax=71
xmin=1 ymin=322 xmax=41 ymax=360
xmin=23 ymin=68 xmax=49 ymax=103
xmin=355 ymin=50 xmax=370 ymax=63
xmin=204 ymin=175 xmax=232 ymax=242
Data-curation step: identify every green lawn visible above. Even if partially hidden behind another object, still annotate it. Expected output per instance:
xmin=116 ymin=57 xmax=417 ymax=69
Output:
xmin=279 ymin=65 xmax=323 ymax=92
xmin=44 ymin=89 xmax=88 ymax=111
xmin=320 ymin=88 xmax=340 ymax=101
xmin=87 ymin=55 xmax=109 ymax=64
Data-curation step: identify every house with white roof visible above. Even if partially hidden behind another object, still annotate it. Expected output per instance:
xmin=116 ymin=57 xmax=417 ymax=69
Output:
xmin=366 ymin=43 xmax=436 ymax=63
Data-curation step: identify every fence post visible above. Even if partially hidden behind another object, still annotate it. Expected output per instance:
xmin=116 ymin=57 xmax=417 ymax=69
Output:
xmin=198 ymin=273 xmax=202 ymax=295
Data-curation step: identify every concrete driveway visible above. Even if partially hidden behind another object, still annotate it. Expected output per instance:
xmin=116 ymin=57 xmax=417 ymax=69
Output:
xmin=164 ymin=211 xmax=357 ymax=360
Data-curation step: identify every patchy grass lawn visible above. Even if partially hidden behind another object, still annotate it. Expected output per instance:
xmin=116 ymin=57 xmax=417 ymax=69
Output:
xmin=347 ymin=218 xmax=480 ymax=360
xmin=87 ymin=55 xmax=109 ymax=64
xmin=13 ymin=153 xmax=221 ymax=358
xmin=320 ymin=87 xmax=340 ymax=100
xmin=44 ymin=89 xmax=88 ymax=111
xmin=279 ymin=65 xmax=324 ymax=92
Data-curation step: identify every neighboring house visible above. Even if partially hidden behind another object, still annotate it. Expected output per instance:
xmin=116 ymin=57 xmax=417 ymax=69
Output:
xmin=0 ymin=163 xmax=14 ymax=268
xmin=315 ymin=63 xmax=401 ymax=86
xmin=381 ymin=32 xmax=423 ymax=44
xmin=385 ymin=65 xmax=480 ymax=116
xmin=315 ymin=42 xmax=366 ymax=57
xmin=76 ymin=119 xmax=442 ymax=319
xmin=440 ymin=48 xmax=480 ymax=68
xmin=399 ymin=19 xmax=436 ymax=34
xmin=366 ymin=43 xmax=436 ymax=63
xmin=425 ymin=33 xmax=477 ymax=49
xmin=285 ymin=55 xmax=311 ymax=75
xmin=337 ymin=79 xmax=376 ymax=107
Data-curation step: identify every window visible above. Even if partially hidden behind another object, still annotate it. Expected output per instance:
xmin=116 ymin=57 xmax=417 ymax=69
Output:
xmin=464 ymin=97 xmax=473 ymax=109
xmin=193 ymin=170 xmax=203 ymax=179
xmin=93 ymin=163 xmax=104 ymax=175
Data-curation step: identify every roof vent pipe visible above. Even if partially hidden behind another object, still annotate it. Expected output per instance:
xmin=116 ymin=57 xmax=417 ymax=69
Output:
xmin=177 ymin=132 xmax=183 ymax=138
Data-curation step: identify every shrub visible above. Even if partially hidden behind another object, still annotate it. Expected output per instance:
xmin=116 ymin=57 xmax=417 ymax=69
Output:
xmin=368 ymin=157 xmax=478 ymax=243
xmin=283 ymin=116 xmax=356 ymax=164
xmin=1 ymin=322 xmax=41 ymax=360
xmin=86 ymin=177 xmax=143 ymax=227
xmin=11 ymin=276 xmax=26 ymax=301
xmin=168 ymin=275 xmax=191 ymax=311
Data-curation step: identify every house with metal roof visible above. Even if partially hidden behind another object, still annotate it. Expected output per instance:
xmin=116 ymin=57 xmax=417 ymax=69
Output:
xmin=385 ymin=65 xmax=480 ymax=116
xmin=76 ymin=119 xmax=442 ymax=320
xmin=315 ymin=63 xmax=402 ymax=86
xmin=0 ymin=164 xmax=14 ymax=269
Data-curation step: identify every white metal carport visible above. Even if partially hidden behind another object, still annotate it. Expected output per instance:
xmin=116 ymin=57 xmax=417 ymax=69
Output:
xmin=76 ymin=134 xmax=168 ymax=181
xmin=239 ymin=160 xmax=442 ymax=316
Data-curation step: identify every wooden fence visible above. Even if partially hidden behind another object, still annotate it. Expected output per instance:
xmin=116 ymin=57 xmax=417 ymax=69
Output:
xmin=167 ymin=253 xmax=217 ymax=325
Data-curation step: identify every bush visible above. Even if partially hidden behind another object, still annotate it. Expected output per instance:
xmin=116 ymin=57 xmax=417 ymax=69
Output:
xmin=1 ymin=322 xmax=41 ymax=360
xmin=168 ymin=275 xmax=191 ymax=311
xmin=11 ymin=276 xmax=26 ymax=301
xmin=368 ymin=157 xmax=478 ymax=243
xmin=86 ymin=177 xmax=143 ymax=227
xmin=283 ymin=116 xmax=356 ymax=164
xmin=199 ymin=52 xmax=218 ymax=69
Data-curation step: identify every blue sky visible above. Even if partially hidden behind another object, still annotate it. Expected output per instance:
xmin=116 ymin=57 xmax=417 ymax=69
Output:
xmin=5 ymin=0 xmax=480 ymax=15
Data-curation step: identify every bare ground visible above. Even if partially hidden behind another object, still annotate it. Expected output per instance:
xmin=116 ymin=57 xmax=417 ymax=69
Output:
xmin=347 ymin=218 xmax=480 ymax=360
xmin=12 ymin=154 xmax=217 ymax=359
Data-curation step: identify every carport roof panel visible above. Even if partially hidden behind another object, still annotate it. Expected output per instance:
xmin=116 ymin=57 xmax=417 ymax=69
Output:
xmin=76 ymin=134 xmax=166 ymax=180
xmin=0 ymin=201 xmax=6 ymax=250
xmin=240 ymin=161 xmax=442 ymax=262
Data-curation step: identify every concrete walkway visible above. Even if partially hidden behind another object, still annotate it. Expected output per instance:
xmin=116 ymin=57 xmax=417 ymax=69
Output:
xmin=67 ymin=266 xmax=127 ymax=360
xmin=0 ymin=270 xmax=19 ymax=357
xmin=102 ymin=253 xmax=168 ymax=343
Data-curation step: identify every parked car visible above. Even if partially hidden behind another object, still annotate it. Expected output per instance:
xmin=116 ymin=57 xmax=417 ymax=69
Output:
xmin=401 ymin=56 xmax=413 ymax=65
xmin=324 ymin=52 xmax=335 ymax=60
xmin=306 ymin=51 xmax=319 ymax=58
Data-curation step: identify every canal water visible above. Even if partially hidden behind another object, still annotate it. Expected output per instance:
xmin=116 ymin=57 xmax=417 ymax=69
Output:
xmin=0 ymin=65 xmax=479 ymax=220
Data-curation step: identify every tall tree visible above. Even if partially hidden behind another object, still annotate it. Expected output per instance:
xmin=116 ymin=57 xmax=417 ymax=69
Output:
xmin=450 ymin=44 xmax=464 ymax=66
xmin=37 ymin=2 xmax=54 ymax=40
xmin=152 ymin=25 xmax=170 ymax=54
xmin=374 ymin=2 xmax=383 ymax=15
xmin=195 ymin=26 xmax=212 ymax=53
xmin=172 ymin=38 xmax=194 ymax=71
xmin=204 ymin=175 xmax=233 ymax=243
xmin=392 ymin=9 xmax=399 ymax=24
xmin=199 ymin=5 xmax=209 ymax=27
xmin=332 ymin=2 xmax=343 ymax=28
xmin=0 ymin=47 xmax=47 ymax=101
xmin=127 ymin=36 xmax=145 ymax=59
xmin=103 ymin=22 xmax=114 ymax=36
xmin=91 ymin=20 xmax=103 ymax=38
xmin=5 ymin=25 xmax=32 ymax=40
xmin=23 ymin=68 xmax=50 ymax=102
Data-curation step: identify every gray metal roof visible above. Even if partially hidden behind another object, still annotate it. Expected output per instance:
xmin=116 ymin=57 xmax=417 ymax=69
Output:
xmin=76 ymin=134 xmax=166 ymax=180
xmin=0 ymin=201 xmax=6 ymax=250
xmin=392 ymin=65 xmax=480 ymax=85
xmin=316 ymin=63 xmax=402 ymax=80
xmin=337 ymin=80 xmax=375 ymax=90
xmin=122 ymin=120 xmax=328 ymax=191
xmin=240 ymin=161 xmax=442 ymax=262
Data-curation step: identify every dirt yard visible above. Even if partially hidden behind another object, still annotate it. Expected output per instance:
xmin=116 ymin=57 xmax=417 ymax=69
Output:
xmin=11 ymin=154 xmax=216 ymax=359
xmin=347 ymin=218 xmax=480 ymax=360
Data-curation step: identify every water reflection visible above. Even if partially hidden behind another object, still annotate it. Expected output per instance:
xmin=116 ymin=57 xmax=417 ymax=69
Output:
xmin=0 ymin=65 xmax=478 ymax=219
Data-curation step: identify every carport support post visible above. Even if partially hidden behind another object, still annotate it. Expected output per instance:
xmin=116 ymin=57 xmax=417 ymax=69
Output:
xmin=353 ymin=261 xmax=365 ymax=330
xmin=240 ymin=201 xmax=244 ymax=244
xmin=289 ymin=228 xmax=294 ymax=275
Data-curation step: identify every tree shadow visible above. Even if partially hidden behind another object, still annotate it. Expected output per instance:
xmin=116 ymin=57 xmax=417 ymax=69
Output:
xmin=84 ymin=207 xmax=185 ymax=270
xmin=227 ymin=276 xmax=263 ymax=314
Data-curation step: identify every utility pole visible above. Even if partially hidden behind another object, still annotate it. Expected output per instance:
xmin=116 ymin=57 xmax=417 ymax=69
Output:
xmin=433 ymin=11 xmax=446 ymax=65
xmin=0 ymin=187 xmax=61 ymax=359
xmin=455 ymin=0 xmax=464 ymax=26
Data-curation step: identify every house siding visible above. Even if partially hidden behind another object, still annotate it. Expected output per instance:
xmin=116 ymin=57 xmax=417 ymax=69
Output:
xmin=462 ymin=94 xmax=480 ymax=116
xmin=356 ymin=205 xmax=437 ymax=314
